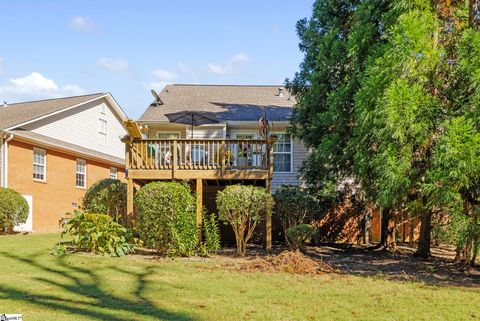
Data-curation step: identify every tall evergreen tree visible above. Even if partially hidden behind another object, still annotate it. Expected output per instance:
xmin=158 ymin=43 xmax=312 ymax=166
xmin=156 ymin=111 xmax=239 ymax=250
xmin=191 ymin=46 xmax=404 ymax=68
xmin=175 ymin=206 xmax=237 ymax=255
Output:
xmin=291 ymin=0 xmax=480 ymax=260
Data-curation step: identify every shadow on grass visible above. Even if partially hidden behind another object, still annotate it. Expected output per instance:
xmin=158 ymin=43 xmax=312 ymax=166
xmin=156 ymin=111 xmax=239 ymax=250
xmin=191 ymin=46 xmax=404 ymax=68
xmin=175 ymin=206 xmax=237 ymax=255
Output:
xmin=305 ymin=246 xmax=480 ymax=288
xmin=0 ymin=250 xmax=195 ymax=321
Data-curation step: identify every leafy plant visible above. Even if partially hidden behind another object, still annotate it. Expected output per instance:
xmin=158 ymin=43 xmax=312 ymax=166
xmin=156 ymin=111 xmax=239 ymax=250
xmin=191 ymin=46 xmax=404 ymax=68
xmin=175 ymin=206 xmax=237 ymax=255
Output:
xmin=61 ymin=210 xmax=134 ymax=257
xmin=216 ymin=185 xmax=273 ymax=256
xmin=286 ymin=224 xmax=316 ymax=251
xmin=134 ymin=181 xmax=197 ymax=256
xmin=82 ymin=179 xmax=127 ymax=225
xmin=0 ymin=187 xmax=29 ymax=234
xmin=203 ymin=212 xmax=221 ymax=254
xmin=274 ymin=185 xmax=318 ymax=242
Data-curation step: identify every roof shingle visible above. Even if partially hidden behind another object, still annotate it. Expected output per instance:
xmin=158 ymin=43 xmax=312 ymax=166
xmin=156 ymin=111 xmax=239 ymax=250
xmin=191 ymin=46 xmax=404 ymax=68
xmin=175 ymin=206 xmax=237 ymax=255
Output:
xmin=138 ymin=85 xmax=296 ymax=123
xmin=0 ymin=93 xmax=106 ymax=130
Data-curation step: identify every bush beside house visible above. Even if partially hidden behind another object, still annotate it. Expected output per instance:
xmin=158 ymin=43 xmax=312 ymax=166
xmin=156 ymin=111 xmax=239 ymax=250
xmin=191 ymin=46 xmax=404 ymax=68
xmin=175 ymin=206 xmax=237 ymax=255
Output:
xmin=0 ymin=187 xmax=29 ymax=234
xmin=216 ymin=185 xmax=273 ymax=256
xmin=134 ymin=181 xmax=197 ymax=256
xmin=274 ymin=185 xmax=318 ymax=242
xmin=82 ymin=179 xmax=127 ymax=226
xmin=59 ymin=210 xmax=134 ymax=257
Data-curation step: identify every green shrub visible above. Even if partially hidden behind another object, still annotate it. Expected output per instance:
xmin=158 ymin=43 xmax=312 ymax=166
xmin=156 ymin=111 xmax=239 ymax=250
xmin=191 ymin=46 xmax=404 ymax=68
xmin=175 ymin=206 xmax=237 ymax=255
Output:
xmin=82 ymin=179 xmax=127 ymax=225
xmin=202 ymin=212 xmax=221 ymax=255
xmin=134 ymin=181 xmax=197 ymax=256
xmin=0 ymin=188 xmax=29 ymax=233
xmin=274 ymin=185 xmax=318 ymax=242
xmin=61 ymin=210 xmax=134 ymax=257
xmin=216 ymin=185 xmax=274 ymax=256
xmin=286 ymin=224 xmax=316 ymax=251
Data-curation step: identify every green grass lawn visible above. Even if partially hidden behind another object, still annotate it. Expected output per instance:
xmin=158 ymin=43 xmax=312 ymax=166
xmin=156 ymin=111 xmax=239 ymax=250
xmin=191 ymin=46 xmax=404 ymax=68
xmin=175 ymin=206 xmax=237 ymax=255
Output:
xmin=0 ymin=233 xmax=479 ymax=321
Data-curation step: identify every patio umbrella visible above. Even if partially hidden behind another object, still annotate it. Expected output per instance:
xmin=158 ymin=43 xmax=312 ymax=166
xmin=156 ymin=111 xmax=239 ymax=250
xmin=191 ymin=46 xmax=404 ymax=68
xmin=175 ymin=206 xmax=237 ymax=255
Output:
xmin=165 ymin=111 xmax=219 ymax=138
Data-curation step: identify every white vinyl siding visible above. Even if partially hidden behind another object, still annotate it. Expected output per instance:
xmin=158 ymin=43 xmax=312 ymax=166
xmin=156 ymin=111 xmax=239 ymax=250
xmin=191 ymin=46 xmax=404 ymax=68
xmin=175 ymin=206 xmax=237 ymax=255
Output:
xmin=273 ymin=133 xmax=292 ymax=173
xmin=76 ymin=159 xmax=87 ymax=188
xmin=33 ymin=148 xmax=46 ymax=181
xmin=110 ymin=167 xmax=118 ymax=179
xmin=98 ymin=118 xmax=107 ymax=144
xmin=22 ymin=100 xmax=126 ymax=159
xmin=271 ymin=137 xmax=309 ymax=193
xmin=186 ymin=125 xmax=225 ymax=139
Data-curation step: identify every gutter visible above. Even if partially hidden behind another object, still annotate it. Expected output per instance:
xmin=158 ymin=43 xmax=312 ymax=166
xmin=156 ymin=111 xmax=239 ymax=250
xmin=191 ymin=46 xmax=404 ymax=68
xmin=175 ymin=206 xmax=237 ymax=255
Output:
xmin=1 ymin=132 xmax=14 ymax=187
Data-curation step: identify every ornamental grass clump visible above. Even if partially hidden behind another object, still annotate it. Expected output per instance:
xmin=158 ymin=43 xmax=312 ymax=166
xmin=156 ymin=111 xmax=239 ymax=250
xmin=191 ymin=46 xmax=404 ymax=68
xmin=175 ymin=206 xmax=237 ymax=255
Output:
xmin=134 ymin=181 xmax=197 ymax=256
xmin=216 ymin=185 xmax=274 ymax=256
xmin=0 ymin=187 xmax=29 ymax=234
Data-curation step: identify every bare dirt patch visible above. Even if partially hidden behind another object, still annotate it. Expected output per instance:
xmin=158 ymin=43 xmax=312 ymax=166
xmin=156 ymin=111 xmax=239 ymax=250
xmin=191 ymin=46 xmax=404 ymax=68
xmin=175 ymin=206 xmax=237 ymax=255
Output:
xmin=305 ymin=244 xmax=480 ymax=287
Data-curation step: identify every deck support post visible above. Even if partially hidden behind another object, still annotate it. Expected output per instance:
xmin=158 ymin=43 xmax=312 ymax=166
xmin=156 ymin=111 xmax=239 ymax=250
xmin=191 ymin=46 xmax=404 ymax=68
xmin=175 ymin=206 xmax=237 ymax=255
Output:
xmin=127 ymin=177 xmax=134 ymax=227
xmin=265 ymin=179 xmax=272 ymax=252
xmin=264 ymin=137 xmax=275 ymax=252
xmin=196 ymin=178 xmax=203 ymax=244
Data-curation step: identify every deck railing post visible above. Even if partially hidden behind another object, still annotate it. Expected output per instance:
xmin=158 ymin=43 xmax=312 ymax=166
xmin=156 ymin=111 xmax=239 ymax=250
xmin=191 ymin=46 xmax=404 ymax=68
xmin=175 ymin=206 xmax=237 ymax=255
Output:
xmin=220 ymin=140 xmax=226 ymax=175
xmin=173 ymin=140 xmax=178 ymax=178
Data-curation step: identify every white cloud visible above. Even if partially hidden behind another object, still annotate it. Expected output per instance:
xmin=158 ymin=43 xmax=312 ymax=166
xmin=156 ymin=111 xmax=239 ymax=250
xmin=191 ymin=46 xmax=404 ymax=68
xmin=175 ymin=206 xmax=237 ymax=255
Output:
xmin=98 ymin=58 xmax=130 ymax=73
xmin=69 ymin=16 xmax=96 ymax=32
xmin=208 ymin=53 xmax=249 ymax=75
xmin=0 ymin=72 xmax=84 ymax=102
xmin=151 ymin=69 xmax=179 ymax=82
xmin=148 ymin=69 xmax=179 ymax=91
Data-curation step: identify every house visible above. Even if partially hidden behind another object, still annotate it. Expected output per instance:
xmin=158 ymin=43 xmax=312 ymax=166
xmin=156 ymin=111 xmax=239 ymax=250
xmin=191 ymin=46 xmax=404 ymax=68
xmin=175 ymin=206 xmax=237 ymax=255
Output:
xmin=125 ymin=84 xmax=309 ymax=249
xmin=0 ymin=93 xmax=128 ymax=232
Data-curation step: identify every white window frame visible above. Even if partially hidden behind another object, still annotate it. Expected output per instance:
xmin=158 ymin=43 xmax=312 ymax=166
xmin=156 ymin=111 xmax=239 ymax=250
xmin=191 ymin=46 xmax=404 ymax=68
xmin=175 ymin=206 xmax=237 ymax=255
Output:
xmin=98 ymin=118 xmax=108 ymax=145
xmin=101 ymin=104 xmax=107 ymax=114
xmin=110 ymin=167 xmax=118 ymax=179
xmin=155 ymin=131 xmax=181 ymax=139
xmin=232 ymin=131 xmax=263 ymax=167
xmin=76 ymin=159 xmax=87 ymax=189
xmin=273 ymin=132 xmax=293 ymax=173
xmin=33 ymin=147 xmax=47 ymax=182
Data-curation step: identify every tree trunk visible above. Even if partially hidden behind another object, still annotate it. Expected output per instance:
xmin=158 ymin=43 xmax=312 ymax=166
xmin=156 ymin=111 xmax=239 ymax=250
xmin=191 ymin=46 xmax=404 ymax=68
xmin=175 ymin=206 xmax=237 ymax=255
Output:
xmin=469 ymin=0 xmax=478 ymax=27
xmin=409 ymin=219 xmax=415 ymax=248
xmin=415 ymin=212 xmax=432 ymax=258
xmin=379 ymin=207 xmax=395 ymax=248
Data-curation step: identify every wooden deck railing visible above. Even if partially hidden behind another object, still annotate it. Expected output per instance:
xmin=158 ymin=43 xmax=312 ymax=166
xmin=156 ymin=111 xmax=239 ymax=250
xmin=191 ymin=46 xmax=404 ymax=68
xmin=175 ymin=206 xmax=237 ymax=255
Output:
xmin=127 ymin=138 xmax=270 ymax=172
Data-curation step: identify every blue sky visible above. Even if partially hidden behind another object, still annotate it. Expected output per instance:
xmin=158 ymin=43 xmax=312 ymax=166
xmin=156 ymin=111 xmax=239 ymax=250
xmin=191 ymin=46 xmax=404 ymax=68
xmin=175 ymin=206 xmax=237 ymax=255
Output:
xmin=0 ymin=1 xmax=314 ymax=118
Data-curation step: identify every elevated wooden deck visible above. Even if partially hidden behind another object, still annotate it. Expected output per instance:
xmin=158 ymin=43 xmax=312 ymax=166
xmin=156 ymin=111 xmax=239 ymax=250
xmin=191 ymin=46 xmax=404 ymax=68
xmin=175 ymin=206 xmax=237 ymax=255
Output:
xmin=123 ymin=137 xmax=275 ymax=250
xmin=126 ymin=138 xmax=272 ymax=180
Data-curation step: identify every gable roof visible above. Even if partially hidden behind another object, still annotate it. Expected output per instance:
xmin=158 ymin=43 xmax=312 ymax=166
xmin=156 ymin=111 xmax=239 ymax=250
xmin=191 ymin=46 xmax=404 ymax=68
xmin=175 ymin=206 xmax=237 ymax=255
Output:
xmin=138 ymin=85 xmax=296 ymax=123
xmin=0 ymin=93 xmax=107 ymax=130
xmin=10 ymin=129 xmax=124 ymax=166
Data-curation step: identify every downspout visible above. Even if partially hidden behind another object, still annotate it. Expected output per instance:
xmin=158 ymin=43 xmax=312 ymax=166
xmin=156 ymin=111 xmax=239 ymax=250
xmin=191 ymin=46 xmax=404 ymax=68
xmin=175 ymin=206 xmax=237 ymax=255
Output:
xmin=3 ymin=132 xmax=14 ymax=188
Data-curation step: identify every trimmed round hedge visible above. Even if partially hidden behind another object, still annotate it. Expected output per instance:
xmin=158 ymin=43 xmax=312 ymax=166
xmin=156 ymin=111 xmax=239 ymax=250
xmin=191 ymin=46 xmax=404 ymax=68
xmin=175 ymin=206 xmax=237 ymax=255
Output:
xmin=82 ymin=179 xmax=127 ymax=225
xmin=0 ymin=188 xmax=29 ymax=233
xmin=134 ymin=181 xmax=197 ymax=256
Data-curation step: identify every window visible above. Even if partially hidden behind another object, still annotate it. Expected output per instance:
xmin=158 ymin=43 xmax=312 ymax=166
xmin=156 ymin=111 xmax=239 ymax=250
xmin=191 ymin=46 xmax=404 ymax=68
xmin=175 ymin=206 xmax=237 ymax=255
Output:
xmin=110 ymin=167 xmax=118 ymax=179
xmin=76 ymin=159 xmax=87 ymax=188
xmin=101 ymin=104 xmax=106 ymax=114
xmin=273 ymin=133 xmax=292 ymax=172
xmin=98 ymin=119 xmax=107 ymax=144
xmin=156 ymin=132 xmax=180 ymax=139
xmin=33 ymin=148 xmax=46 ymax=181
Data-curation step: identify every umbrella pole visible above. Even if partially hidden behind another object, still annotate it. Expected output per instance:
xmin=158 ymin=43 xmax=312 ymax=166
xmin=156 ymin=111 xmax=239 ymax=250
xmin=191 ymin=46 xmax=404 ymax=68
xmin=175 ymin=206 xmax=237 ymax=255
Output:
xmin=191 ymin=114 xmax=194 ymax=139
